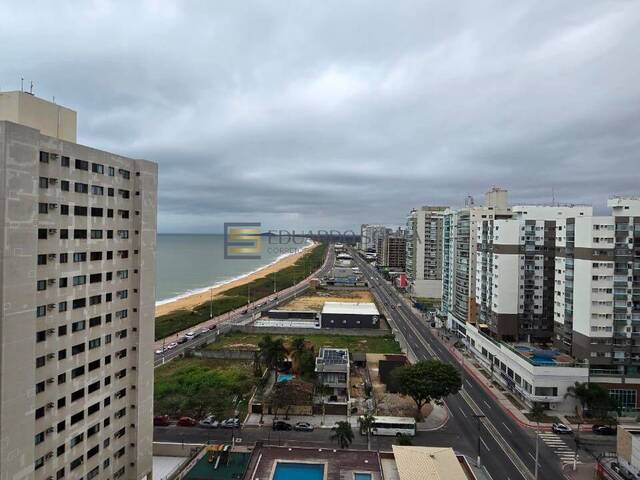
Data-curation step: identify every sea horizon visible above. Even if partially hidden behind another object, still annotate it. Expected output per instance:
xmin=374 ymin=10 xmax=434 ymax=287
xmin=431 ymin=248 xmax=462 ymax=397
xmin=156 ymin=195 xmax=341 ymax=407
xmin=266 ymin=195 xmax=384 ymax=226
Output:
xmin=155 ymin=233 xmax=312 ymax=304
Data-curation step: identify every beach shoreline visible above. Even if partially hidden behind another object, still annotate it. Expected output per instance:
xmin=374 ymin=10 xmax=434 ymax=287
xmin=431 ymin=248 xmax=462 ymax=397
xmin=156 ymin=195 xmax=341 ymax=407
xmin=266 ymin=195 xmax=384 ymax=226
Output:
xmin=155 ymin=240 xmax=316 ymax=318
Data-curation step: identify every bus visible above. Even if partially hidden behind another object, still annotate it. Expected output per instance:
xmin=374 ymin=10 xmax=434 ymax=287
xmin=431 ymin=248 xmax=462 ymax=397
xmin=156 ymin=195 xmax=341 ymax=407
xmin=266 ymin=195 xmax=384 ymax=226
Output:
xmin=361 ymin=416 xmax=417 ymax=437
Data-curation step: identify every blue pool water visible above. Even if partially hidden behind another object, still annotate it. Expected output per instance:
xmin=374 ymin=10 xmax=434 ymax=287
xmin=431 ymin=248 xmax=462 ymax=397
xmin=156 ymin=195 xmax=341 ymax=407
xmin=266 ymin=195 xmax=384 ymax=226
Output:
xmin=354 ymin=474 xmax=372 ymax=480
xmin=531 ymin=355 xmax=556 ymax=365
xmin=273 ymin=462 xmax=324 ymax=480
xmin=277 ymin=374 xmax=295 ymax=383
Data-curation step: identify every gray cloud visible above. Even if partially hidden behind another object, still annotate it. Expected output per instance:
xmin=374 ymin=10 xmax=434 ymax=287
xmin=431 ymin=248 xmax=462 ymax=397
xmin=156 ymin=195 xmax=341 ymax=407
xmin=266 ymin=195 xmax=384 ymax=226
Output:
xmin=2 ymin=0 xmax=639 ymax=232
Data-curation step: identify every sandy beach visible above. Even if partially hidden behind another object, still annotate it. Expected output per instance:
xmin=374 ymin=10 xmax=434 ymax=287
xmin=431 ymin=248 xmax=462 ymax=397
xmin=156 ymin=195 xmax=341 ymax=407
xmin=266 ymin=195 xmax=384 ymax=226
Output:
xmin=155 ymin=242 xmax=316 ymax=318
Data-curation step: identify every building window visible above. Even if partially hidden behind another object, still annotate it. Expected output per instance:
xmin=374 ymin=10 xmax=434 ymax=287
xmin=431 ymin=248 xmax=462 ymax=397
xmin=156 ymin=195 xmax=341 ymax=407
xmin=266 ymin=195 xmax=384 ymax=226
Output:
xmin=39 ymin=203 xmax=48 ymax=214
xmin=37 ymin=280 xmax=47 ymax=291
xmin=108 ymin=166 xmax=115 ymax=176
xmin=60 ymin=229 xmax=69 ymax=239
xmin=59 ymin=301 xmax=67 ymax=312
xmin=74 ymin=182 xmax=88 ymax=194
xmin=60 ymin=253 xmax=68 ymax=263
xmin=91 ymin=185 xmax=104 ymax=195
xmin=36 ymin=305 xmax=46 ymax=317
xmin=61 ymin=156 xmax=70 ymax=167
xmin=59 ymin=277 xmax=68 ymax=288
xmin=609 ymin=389 xmax=637 ymax=410
xmin=61 ymin=204 xmax=69 ymax=215
xmin=73 ymin=252 xmax=87 ymax=262
xmin=91 ymin=163 xmax=104 ymax=174
xmin=37 ymin=254 xmax=47 ymax=265
xmin=39 ymin=177 xmax=48 ymax=189
xmin=61 ymin=179 xmax=70 ymax=191
xmin=74 ymin=206 xmax=87 ymax=216
xmin=90 ymin=229 xmax=103 ymax=239
xmin=75 ymin=159 xmax=89 ymax=170
xmin=38 ymin=228 xmax=47 ymax=240
xmin=74 ymin=229 xmax=87 ymax=239
xmin=72 ymin=275 xmax=86 ymax=286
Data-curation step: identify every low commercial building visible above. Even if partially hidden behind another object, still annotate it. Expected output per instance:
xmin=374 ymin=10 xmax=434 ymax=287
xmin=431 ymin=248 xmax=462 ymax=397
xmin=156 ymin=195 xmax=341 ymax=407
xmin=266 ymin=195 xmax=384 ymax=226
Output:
xmin=464 ymin=323 xmax=588 ymax=412
xmin=382 ymin=445 xmax=473 ymax=480
xmin=320 ymin=302 xmax=380 ymax=328
xmin=616 ymin=426 xmax=640 ymax=478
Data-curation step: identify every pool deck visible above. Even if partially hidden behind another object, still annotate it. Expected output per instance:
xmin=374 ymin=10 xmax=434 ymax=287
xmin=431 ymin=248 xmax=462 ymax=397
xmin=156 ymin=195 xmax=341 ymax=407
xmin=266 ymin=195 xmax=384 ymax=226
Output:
xmin=246 ymin=446 xmax=382 ymax=480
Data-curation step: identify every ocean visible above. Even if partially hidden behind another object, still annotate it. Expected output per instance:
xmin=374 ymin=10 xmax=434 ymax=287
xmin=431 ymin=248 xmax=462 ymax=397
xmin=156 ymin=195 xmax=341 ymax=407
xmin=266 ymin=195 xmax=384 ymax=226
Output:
xmin=155 ymin=234 xmax=311 ymax=304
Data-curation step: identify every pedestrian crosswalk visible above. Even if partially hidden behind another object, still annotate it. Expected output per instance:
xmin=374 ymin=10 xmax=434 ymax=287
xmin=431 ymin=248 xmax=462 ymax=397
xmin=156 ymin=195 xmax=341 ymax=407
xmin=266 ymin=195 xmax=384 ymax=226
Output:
xmin=538 ymin=433 xmax=582 ymax=464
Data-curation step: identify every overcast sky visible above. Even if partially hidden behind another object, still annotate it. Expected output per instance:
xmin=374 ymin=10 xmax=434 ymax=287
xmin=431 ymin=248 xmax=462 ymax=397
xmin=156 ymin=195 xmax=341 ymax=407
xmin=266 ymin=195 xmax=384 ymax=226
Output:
xmin=2 ymin=1 xmax=639 ymax=233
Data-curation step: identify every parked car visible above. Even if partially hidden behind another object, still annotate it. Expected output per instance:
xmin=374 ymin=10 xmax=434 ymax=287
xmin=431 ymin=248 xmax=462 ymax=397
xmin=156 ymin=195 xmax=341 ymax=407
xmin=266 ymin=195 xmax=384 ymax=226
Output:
xmin=153 ymin=415 xmax=170 ymax=426
xmin=220 ymin=418 xmax=241 ymax=429
xmin=272 ymin=420 xmax=292 ymax=431
xmin=199 ymin=416 xmax=219 ymax=428
xmin=154 ymin=348 xmax=165 ymax=355
xmin=552 ymin=423 xmax=573 ymax=434
xmin=185 ymin=331 xmax=196 ymax=339
xmin=177 ymin=416 xmax=197 ymax=427
xmin=592 ymin=425 xmax=616 ymax=435
xmin=166 ymin=342 xmax=178 ymax=350
xmin=294 ymin=422 xmax=314 ymax=432
xmin=611 ymin=462 xmax=635 ymax=480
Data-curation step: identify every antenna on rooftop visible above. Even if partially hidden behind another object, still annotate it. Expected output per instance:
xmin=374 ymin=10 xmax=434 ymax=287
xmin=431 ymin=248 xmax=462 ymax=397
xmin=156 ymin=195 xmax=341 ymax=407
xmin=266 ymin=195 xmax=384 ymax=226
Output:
xmin=20 ymin=77 xmax=24 ymax=92
xmin=29 ymin=81 xmax=34 ymax=95
xmin=552 ymin=185 xmax=557 ymax=206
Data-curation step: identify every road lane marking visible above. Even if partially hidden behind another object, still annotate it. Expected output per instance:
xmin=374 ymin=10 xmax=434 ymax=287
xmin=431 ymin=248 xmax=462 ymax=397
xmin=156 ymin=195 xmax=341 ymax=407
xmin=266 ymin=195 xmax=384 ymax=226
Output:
xmin=458 ymin=408 xmax=467 ymax=418
xmin=480 ymin=437 xmax=491 ymax=451
xmin=502 ymin=422 xmax=512 ymax=434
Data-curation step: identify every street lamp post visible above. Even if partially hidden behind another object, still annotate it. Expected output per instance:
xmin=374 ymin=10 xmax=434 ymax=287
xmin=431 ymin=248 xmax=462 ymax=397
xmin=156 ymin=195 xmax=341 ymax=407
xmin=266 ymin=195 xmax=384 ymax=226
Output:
xmin=209 ymin=287 xmax=213 ymax=319
xmin=534 ymin=420 xmax=540 ymax=480
xmin=473 ymin=414 xmax=486 ymax=467
xmin=574 ymin=420 xmax=582 ymax=471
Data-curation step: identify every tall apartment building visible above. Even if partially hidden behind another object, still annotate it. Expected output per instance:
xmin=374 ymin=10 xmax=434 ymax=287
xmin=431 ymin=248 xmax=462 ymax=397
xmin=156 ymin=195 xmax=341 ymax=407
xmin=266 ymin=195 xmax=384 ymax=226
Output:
xmin=554 ymin=197 xmax=640 ymax=409
xmin=360 ymin=224 xmax=388 ymax=253
xmin=474 ymin=205 xmax=592 ymax=343
xmin=442 ymin=188 xmax=511 ymax=334
xmin=377 ymin=231 xmax=406 ymax=269
xmin=0 ymin=91 xmax=157 ymax=480
xmin=405 ymin=206 xmax=447 ymax=298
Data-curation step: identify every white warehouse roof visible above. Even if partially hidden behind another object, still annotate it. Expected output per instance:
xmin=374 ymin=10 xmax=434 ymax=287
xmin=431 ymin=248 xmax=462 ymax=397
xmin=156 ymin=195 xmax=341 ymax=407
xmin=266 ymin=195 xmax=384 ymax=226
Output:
xmin=321 ymin=302 xmax=379 ymax=315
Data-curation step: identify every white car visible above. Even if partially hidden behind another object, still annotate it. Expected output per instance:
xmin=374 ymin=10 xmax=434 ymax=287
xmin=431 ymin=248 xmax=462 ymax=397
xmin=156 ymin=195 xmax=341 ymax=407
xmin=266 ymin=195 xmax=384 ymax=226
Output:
xmin=185 ymin=331 xmax=196 ymax=339
xmin=166 ymin=342 xmax=178 ymax=350
xmin=154 ymin=348 xmax=164 ymax=355
xmin=199 ymin=416 xmax=219 ymax=428
xmin=552 ymin=423 xmax=572 ymax=434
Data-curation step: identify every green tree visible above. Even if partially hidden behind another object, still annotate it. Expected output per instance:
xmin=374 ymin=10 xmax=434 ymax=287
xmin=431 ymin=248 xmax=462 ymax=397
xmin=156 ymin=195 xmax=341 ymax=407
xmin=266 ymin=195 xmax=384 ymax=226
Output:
xmin=298 ymin=350 xmax=317 ymax=381
xmin=564 ymin=382 xmax=591 ymax=415
xmin=391 ymin=360 xmax=461 ymax=421
xmin=258 ymin=336 xmax=287 ymax=378
xmin=396 ymin=434 xmax=413 ymax=446
xmin=290 ymin=337 xmax=307 ymax=373
xmin=331 ymin=421 xmax=354 ymax=449
xmin=359 ymin=413 xmax=375 ymax=451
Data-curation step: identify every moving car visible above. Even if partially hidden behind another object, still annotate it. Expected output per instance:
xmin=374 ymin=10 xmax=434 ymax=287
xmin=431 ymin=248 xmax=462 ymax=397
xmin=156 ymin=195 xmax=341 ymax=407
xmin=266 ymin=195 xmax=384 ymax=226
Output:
xmin=199 ymin=415 xmax=219 ymax=428
xmin=552 ymin=423 xmax=572 ymax=434
xmin=153 ymin=415 xmax=170 ymax=426
xmin=177 ymin=336 xmax=188 ymax=344
xmin=154 ymin=348 xmax=165 ymax=355
xmin=220 ymin=418 xmax=241 ymax=429
xmin=177 ymin=416 xmax=197 ymax=427
xmin=592 ymin=424 xmax=616 ymax=435
xmin=294 ymin=422 xmax=314 ymax=432
xmin=272 ymin=420 xmax=292 ymax=431
xmin=185 ymin=331 xmax=196 ymax=339
xmin=166 ymin=342 xmax=178 ymax=350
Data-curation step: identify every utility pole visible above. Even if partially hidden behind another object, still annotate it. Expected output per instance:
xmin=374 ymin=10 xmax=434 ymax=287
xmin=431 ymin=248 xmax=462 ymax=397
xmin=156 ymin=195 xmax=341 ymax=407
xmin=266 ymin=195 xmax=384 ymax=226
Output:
xmin=574 ymin=420 xmax=582 ymax=471
xmin=209 ymin=287 xmax=213 ymax=319
xmin=473 ymin=414 xmax=486 ymax=467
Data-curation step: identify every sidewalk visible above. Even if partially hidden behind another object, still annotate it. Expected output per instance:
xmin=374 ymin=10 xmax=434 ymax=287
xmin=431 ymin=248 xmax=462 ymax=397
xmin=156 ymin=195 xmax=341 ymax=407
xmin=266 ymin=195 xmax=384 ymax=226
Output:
xmin=243 ymin=403 xmax=449 ymax=431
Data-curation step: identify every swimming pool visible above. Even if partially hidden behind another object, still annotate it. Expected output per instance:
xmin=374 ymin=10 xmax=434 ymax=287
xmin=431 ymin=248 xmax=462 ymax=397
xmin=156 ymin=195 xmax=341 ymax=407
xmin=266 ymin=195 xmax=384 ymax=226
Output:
xmin=276 ymin=373 xmax=295 ymax=383
xmin=273 ymin=462 xmax=324 ymax=480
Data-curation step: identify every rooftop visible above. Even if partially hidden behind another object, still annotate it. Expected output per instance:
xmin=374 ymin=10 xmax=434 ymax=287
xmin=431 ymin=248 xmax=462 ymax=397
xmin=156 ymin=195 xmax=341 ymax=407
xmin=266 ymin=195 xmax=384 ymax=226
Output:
xmin=322 ymin=301 xmax=379 ymax=315
xmin=317 ymin=347 xmax=349 ymax=365
xmin=389 ymin=446 xmax=468 ymax=480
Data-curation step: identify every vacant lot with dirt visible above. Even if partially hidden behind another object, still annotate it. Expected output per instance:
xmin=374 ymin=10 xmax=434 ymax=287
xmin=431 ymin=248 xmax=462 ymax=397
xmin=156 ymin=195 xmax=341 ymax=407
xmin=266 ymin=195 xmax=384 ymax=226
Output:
xmin=281 ymin=289 xmax=375 ymax=311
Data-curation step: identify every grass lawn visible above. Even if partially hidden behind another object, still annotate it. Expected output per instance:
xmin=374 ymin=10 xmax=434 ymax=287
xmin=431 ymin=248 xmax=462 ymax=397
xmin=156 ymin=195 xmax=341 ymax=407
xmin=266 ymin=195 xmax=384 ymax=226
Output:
xmin=206 ymin=331 xmax=402 ymax=354
xmin=154 ymin=357 xmax=257 ymax=419
xmin=524 ymin=412 xmax=561 ymax=424
xmin=154 ymin=242 xmax=328 ymax=340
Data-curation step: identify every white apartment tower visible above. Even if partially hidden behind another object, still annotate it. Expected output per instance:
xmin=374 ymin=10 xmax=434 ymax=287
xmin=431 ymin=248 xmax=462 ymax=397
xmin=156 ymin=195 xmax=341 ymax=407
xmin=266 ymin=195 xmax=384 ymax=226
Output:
xmin=405 ymin=206 xmax=447 ymax=298
xmin=554 ymin=197 xmax=640 ymax=410
xmin=0 ymin=91 xmax=157 ymax=480
xmin=441 ymin=188 xmax=511 ymax=333
xmin=474 ymin=205 xmax=592 ymax=342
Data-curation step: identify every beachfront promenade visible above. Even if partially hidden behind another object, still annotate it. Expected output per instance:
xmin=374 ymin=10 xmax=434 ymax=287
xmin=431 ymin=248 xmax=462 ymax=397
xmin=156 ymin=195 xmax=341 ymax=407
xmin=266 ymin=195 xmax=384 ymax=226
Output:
xmin=153 ymin=244 xmax=334 ymax=366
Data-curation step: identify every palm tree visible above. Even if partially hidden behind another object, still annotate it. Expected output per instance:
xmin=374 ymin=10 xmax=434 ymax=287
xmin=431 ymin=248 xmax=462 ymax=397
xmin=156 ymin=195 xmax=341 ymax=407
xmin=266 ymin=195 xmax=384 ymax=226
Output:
xmin=358 ymin=413 xmax=375 ymax=451
xmin=290 ymin=337 xmax=307 ymax=374
xmin=258 ymin=336 xmax=287 ymax=380
xmin=331 ymin=421 xmax=354 ymax=449
xmin=564 ymin=382 xmax=591 ymax=416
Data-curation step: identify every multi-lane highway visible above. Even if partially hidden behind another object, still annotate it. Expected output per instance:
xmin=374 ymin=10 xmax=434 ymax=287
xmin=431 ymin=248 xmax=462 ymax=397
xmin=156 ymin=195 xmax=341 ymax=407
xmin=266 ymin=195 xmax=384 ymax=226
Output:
xmin=351 ymin=249 xmax=570 ymax=480
xmin=153 ymin=244 xmax=335 ymax=367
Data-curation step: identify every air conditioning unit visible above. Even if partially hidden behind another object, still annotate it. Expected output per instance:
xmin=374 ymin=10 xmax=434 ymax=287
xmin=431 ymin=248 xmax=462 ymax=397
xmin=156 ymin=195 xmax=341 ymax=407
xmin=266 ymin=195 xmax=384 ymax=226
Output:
xmin=130 ymin=405 xmax=136 ymax=409
xmin=47 ymin=476 xmax=54 ymax=480
xmin=44 ymin=451 xmax=53 ymax=459
xmin=130 ymin=424 xmax=136 ymax=428
xmin=47 ymin=304 xmax=55 ymax=310
xmin=46 ymin=402 xmax=55 ymax=409
xmin=45 ymin=427 xmax=54 ymax=434
xmin=47 ymin=279 xmax=56 ymax=285
xmin=130 ymin=443 xmax=135 ymax=448
xmin=46 ymin=329 xmax=55 ymax=335
xmin=131 ymin=385 xmax=136 ymax=390
xmin=47 ymin=253 xmax=56 ymax=259
xmin=46 ymin=378 xmax=54 ymax=384
xmin=47 ymin=228 xmax=57 ymax=234
xmin=49 ymin=154 xmax=58 ymax=161
xmin=48 ymin=178 xmax=58 ymax=184
xmin=48 ymin=203 xmax=57 ymax=209
xmin=46 ymin=353 xmax=55 ymax=360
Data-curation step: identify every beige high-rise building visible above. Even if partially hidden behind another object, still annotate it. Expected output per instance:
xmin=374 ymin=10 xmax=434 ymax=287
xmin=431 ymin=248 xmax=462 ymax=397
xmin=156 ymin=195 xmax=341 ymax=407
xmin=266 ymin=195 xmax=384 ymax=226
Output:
xmin=0 ymin=91 xmax=157 ymax=480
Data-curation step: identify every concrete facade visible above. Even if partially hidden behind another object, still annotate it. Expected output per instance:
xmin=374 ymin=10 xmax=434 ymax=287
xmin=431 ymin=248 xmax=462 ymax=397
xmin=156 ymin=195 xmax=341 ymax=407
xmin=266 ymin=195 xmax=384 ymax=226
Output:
xmin=0 ymin=92 xmax=157 ymax=480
